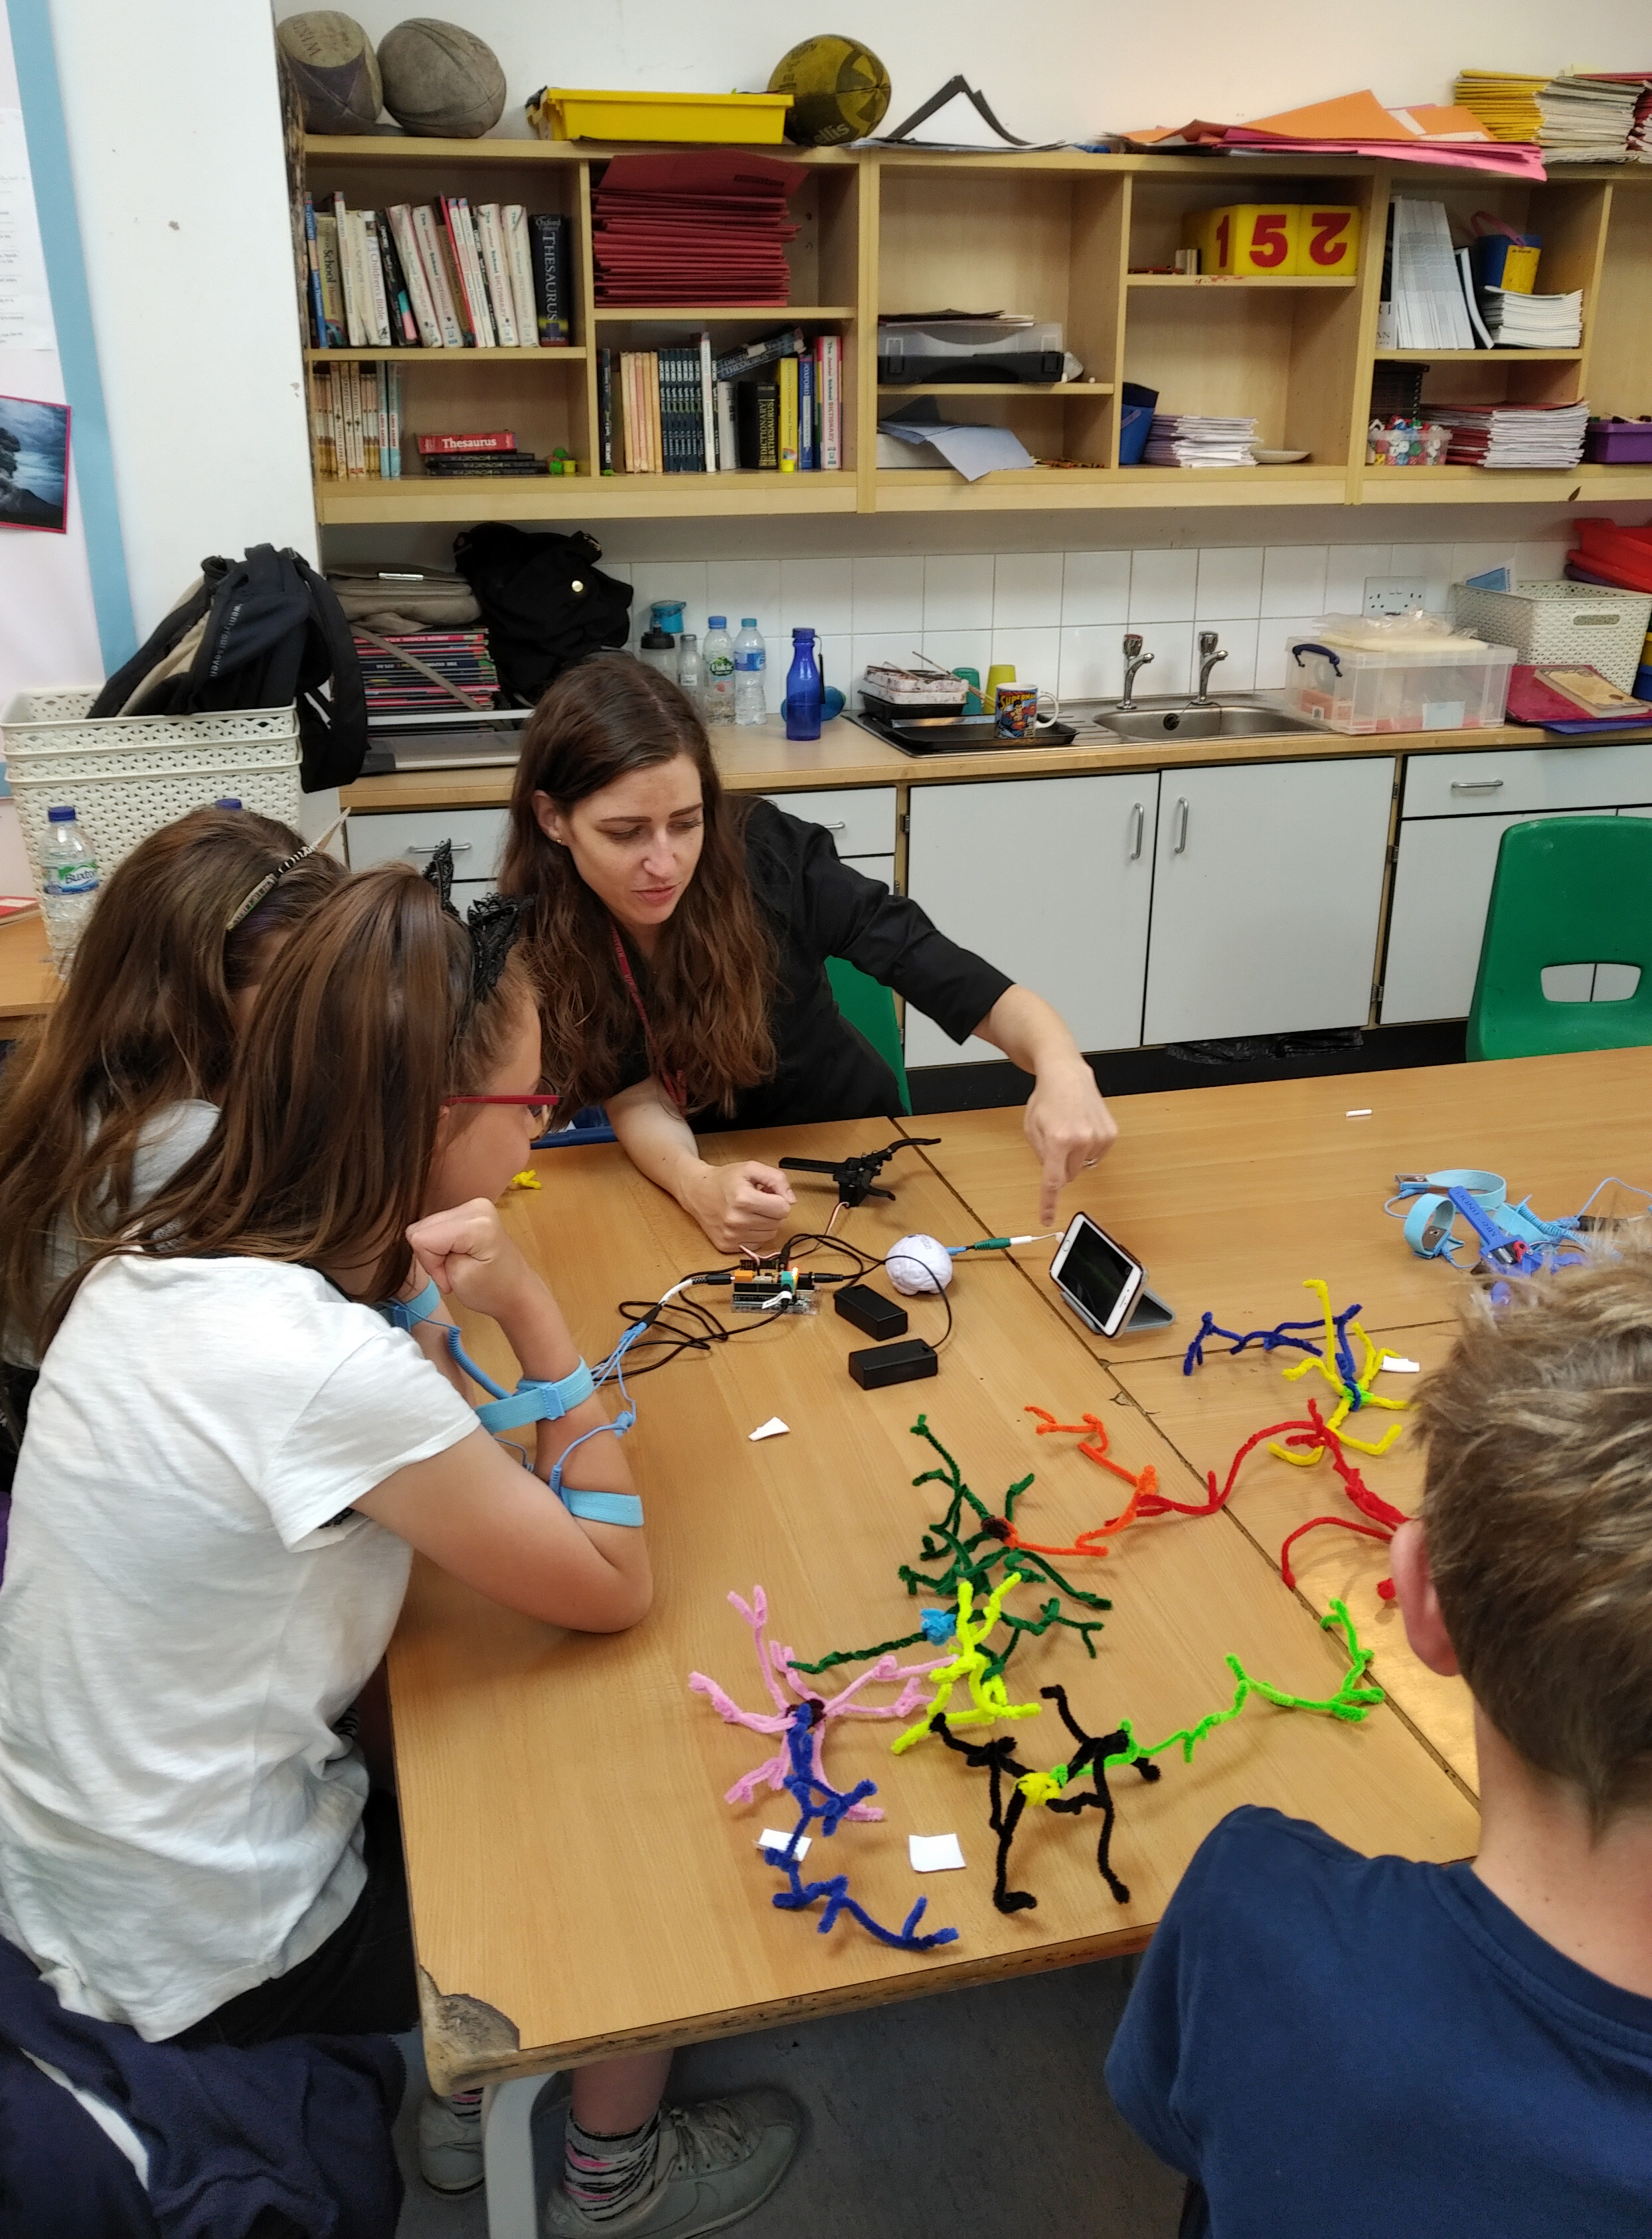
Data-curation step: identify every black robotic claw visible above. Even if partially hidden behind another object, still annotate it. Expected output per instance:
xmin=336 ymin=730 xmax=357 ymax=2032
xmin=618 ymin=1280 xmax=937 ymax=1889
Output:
xmin=778 ymin=1135 xmax=942 ymax=1208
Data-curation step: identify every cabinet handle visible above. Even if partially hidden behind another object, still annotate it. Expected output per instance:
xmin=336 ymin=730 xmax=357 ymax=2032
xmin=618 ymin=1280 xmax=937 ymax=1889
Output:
xmin=1128 ymin=802 xmax=1145 ymax=861
xmin=1449 ymin=780 xmax=1504 ymax=795
xmin=1172 ymin=797 xmax=1189 ymax=854
xmin=405 ymin=839 xmax=474 ymax=853
xmin=822 ymin=821 xmax=848 ymax=832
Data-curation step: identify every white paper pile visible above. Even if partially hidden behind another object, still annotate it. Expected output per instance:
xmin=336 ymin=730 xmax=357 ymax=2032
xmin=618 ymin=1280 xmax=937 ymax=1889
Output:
xmin=1390 ymin=199 xmax=1474 ymax=349
xmin=1430 ymin=401 xmax=1591 ymax=468
xmin=1144 ymin=413 xmax=1257 ymax=467
xmin=1532 ymin=75 xmax=1643 ymax=161
xmin=1481 ymin=287 xmax=1584 ymax=347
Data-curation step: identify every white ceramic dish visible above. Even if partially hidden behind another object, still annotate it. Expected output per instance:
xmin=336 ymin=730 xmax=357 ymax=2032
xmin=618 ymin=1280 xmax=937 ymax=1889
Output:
xmin=1254 ymin=448 xmax=1311 ymax=465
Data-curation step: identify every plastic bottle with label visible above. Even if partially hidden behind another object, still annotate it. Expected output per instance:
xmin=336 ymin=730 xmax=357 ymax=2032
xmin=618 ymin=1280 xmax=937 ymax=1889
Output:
xmin=676 ymin=631 xmax=701 ymax=704
xmin=39 ymin=805 xmax=99 ymax=972
xmin=702 ymin=616 xmax=736 ymax=724
xmin=733 ymin=619 xmax=767 ymax=726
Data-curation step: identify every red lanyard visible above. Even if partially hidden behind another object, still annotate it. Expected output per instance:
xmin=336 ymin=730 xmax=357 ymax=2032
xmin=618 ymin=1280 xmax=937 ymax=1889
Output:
xmin=610 ymin=921 xmax=687 ymax=1111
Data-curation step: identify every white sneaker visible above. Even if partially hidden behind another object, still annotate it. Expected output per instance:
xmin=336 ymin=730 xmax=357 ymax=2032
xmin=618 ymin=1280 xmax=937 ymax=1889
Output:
xmin=418 ymin=2091 xmax=483 ymax=2195
xmin=541 ymin=2089 xmax=803 ymax=2236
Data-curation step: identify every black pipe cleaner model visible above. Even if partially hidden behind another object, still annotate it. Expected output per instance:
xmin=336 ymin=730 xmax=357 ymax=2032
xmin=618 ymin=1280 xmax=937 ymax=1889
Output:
xmin=930 ymin=1683 xmax=1161 ymax=1913
xmin=420 ymin=838 xmax=532 ymax=1009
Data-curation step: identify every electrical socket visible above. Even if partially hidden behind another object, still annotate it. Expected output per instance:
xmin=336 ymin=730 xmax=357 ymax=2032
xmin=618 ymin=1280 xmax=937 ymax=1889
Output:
xmin=1364 ymin=576 xmax=1430 ymax=617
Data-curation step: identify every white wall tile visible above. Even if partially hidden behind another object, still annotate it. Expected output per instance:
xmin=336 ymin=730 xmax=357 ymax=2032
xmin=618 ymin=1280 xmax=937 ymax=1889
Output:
xmin=1058 ymin=624 xmax=1125 ymax=702
xmin=1129 ymin=548 xmax=1198 ymax=623
xmin=851 ymin=554 xmax=924 ymax=633
xmin=704 ymin=559 xmax=781 ymax=645
xmin=985 ymin=625 xmax=1062 ymax=693
xmin=1061 ymin=549 xmax=1131 ymax=625
xmin=812 ymin=633 xmax=851 ymax=699
xmin=1513 ymin=539 xmax=1571 ymax=581
xmin=920 ymin=628 xmax=992 ymax=685
xmin=851 ymin=631 xmax=920 ymax=681
xmin=1194 ymin=546 xmax=1263 ymax=620
xmin=1127 ymin=620 xmax=1195 ymax=696
xmin=1260 ymin=545 xmax=1327 ymax=618
xmin=1196 ymin=617 xmax=1258 ymax=691
xmin=630 ymin=560 xmax=707 ymax=645
xmin=993 ymin=550 xmax=1065 ymax=629
xmin=1254 ymin=615 xmax=1320 ymax=691
xmin=1323 ymin=543 xmax=1390 ymax=613
xmin=780 ymin=556 xmax=853 ymax=635
xmin=923 ymin=553 xmax=994 ymax=631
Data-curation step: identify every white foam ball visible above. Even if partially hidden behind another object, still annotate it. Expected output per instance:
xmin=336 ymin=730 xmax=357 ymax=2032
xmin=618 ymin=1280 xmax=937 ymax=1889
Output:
xmin=886 ymin=1233 xmax=952 ymax=1295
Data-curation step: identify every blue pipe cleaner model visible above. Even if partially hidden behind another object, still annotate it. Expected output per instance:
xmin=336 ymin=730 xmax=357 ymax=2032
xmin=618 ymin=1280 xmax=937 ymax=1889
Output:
xmin=1183 ymin=1302 xmax=1363 ymax=1389
xmin=760 ymin=1706 xmax=959 ymax=1953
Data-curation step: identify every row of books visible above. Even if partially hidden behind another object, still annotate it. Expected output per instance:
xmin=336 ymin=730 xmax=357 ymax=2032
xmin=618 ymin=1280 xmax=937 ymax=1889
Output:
xmin=302 ymin=193 xmax=572 ymax=351
xmin=596 ymin=329 xmax=842 ymax=474
xmin=1380 ymin=200 xmax=1584 ymax=353
xmin=353 ymin=629 xmax=497 ymax=714
xmin=1453 ymin=70 xmax=1652 ymax=162
xmin=309 ymin=361 xmax=403 ymax=479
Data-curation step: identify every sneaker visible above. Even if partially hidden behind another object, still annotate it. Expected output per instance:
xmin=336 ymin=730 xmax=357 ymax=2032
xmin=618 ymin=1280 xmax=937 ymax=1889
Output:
xmin=541 ymin=2088 xmax=803 ymax=2237
xmin=418 ymin=2092 xmax=483 ymax=2195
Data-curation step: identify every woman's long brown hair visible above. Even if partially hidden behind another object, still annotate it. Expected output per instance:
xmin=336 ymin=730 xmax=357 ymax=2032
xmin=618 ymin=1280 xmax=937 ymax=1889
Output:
xmin=499 ymin=654 xmax=776 ymax=1116
xmin=43 ymin=865 xmax=527 ymax=1341
xmin=0 ymin=807 xmax=343 ymax=1363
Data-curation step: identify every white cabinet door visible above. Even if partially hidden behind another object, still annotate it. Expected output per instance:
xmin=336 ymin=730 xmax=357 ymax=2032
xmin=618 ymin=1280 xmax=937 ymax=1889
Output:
xmin=1380 ymin=809 xmax=1603 ymax=1025
xmin=347 ymin=807 xmax=511 ymax=880
xmin=1143 ymin=758 xmax=1394 ymax=1044
xmin=760 ymin=788 xmax=896 ymax=858
xmin=904 ymin=774 xmax=1159 ymax=1066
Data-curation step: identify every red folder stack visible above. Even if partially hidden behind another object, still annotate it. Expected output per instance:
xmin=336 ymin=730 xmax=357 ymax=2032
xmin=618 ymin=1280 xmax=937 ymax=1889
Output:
xmin=591 ymin=151 xmax=806 ymax=307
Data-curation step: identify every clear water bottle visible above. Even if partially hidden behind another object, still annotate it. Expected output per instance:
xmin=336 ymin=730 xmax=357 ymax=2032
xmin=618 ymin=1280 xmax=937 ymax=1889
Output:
xmin=785 ymin=628 xmax=822 ymax=742
xmin=676 ymin=631 xmax=701 ymax=703
xmin=39 ymin=805 xmax=99 ymax=971
xmin=734 ymin=619 xmax=767 ymax=726
xmin=702 ymin=616 xmax=736 ymax=725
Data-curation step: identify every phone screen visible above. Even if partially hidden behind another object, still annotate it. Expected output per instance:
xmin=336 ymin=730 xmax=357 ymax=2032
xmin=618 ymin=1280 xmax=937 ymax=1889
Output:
xmin=1054 ymin=1216 xmax=1141 ymax=1332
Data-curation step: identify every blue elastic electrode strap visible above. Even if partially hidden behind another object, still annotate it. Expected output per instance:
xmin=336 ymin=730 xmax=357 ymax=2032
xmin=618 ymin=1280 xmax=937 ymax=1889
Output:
xmin=473 ymin=1359 xmax=596 ymax=1434
xmin=381 ymin=1277 xmax=442 ymax=1333
xmin=561 ymin=1487 xmax=644 ymax=1528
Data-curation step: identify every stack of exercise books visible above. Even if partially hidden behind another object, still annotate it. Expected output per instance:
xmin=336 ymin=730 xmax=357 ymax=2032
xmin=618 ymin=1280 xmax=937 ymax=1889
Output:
xmin=589 ymin=151 xmax=803 ymax=307
xmin=1385 ymin=199 xmax=1474 ymax=351
xmin=1430 ymin=400 xmax=1592 ymax=469
xmin=1475 ymin=287 xmax=1584 ymax=349
xmin=303 ymin=193 xmax=571 ymax=349
xmin=1453 ymin=70 xmax=1648 ymax=161
xmin=308 ymin=362 xmax=402 ymax=479
xmin=1143 ymin=413 xmax=1258 ymax=467
xmin=598 ymin=327 xmax=842 ymax=473
xmin=353 ymin=629 xmax=497 ymax=715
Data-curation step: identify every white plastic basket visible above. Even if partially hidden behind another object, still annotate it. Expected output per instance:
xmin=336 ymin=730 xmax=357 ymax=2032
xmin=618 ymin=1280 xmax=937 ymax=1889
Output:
xmin=1450 ymin=581 xmax=1652 ymax=691
xmin=1 ymin=691 xmax=302 ymax=900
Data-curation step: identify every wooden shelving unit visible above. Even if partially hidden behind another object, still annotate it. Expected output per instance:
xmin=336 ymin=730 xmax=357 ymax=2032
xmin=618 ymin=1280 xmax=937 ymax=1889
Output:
xmin=299 ymin=136 xmax=1652 ymax=529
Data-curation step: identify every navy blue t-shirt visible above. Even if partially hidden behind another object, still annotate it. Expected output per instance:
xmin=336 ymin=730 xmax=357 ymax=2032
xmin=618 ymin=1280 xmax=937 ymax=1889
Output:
xmin=1106 ymin=1805 xmax=1652 ymax=2239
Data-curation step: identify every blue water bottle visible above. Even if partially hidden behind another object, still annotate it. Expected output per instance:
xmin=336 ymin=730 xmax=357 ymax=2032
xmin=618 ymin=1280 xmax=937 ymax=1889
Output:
xmin=785 ymin=627 xmax=823 ymax=741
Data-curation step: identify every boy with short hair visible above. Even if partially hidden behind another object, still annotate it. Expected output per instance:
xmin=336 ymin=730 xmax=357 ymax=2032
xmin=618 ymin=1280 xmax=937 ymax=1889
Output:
xmin=1106 ymin=1256 xmax=1652 ymax=2237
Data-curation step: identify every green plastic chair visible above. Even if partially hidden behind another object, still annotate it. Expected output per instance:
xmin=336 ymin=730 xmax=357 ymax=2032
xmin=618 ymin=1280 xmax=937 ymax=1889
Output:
xmin=826 ymin=955 xmax=912 ymax=1113
xmin=1466 ymin=815 xmax=1652 ymax=1060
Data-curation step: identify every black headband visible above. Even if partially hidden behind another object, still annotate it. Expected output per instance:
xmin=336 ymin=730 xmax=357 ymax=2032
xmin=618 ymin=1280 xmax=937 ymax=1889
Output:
xmin=420 ymin=840 xmax=530 ymax=1007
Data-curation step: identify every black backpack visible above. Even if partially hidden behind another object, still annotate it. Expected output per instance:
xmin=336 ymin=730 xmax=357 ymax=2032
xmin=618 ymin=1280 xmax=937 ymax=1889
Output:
xmin=453 ymin=523 xmax=633 ymax=705
xmin=89 ymin=544 xmax=367 ymax=793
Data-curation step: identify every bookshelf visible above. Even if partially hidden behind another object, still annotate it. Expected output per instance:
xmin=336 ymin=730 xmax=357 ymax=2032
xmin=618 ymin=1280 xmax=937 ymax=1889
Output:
xmin=297 ymin=138 xmax=1652 ymax=526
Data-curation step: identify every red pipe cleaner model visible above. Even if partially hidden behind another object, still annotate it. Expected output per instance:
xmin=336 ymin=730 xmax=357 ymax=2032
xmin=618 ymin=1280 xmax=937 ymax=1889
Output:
xmin=1204 ymin=1399 xmax=1408 ymax=1600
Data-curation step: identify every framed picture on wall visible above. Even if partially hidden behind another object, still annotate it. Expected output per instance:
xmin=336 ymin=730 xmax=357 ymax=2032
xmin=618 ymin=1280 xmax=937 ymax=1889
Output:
xmin=0 ymin=394 xmax=68 ymax=531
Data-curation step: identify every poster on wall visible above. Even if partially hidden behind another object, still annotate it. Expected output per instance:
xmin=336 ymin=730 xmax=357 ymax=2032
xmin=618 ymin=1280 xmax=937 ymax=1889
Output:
xmin=0 ymin=394 xmax=66 ymax=529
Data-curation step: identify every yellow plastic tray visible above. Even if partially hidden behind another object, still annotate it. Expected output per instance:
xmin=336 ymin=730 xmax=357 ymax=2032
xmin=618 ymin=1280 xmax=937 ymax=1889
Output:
xmin=526 ymin=88 xmax=793 ymax=144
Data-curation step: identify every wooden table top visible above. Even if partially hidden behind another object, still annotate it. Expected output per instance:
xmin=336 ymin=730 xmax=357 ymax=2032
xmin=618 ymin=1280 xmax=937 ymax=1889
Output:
xmin=392 ymin=1116 xmax=1478 ymax=2092
xmin=925 ymin=1048 xmax=1652 ymax=1365
xmin=0 ymin=914 xmax=54 ymax=1036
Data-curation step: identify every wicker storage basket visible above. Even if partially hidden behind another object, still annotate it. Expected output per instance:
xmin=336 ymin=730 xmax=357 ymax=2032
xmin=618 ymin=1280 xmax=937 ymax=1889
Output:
xmin=1 ymin=691 xmax=302 ymax=899
xmin=1451 ymin=582 xmax=1652 ymax=692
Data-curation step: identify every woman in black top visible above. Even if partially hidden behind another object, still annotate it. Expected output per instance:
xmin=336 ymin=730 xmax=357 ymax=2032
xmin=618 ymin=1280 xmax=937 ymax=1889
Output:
xmin=501 ymin=655 xmax=1116 ymax=1252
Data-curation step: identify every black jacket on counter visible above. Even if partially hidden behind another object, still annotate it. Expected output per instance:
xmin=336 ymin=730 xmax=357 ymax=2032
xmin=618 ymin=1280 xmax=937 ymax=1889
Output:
xmin=616 ymin=798 xmax=1012 ymax=1132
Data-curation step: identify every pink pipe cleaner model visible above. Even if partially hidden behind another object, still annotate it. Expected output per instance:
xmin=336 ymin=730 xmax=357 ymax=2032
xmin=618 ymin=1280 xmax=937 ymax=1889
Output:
xmin=689 ymin=1586 xmax=950 ymax=1823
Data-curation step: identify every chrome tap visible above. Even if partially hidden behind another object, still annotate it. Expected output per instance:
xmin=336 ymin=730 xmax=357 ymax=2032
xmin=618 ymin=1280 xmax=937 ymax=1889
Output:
xmin=1116 ymin=633 xmax=1154 ymax=709
xmin=1193 ymin=630 xmax=1228 ymax=706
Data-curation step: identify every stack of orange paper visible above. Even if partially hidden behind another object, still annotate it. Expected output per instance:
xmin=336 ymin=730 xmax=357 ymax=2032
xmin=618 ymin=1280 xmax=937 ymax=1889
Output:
xmin=1121 ymin=90 xmax=1545 ymax=180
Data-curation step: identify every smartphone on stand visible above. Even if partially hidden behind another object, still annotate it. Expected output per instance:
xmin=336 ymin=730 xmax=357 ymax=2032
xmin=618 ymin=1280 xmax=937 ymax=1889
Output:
xmin=1048 ymin=1210 xmax=1148 ymax=1338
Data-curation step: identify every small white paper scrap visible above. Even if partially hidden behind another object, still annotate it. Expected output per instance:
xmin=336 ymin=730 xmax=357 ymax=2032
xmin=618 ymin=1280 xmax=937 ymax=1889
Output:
xmin=758 ymin=1829 xmax=808 ymax=1858
xmin=748 ymin=1416 xmax=790 ymax=1442
xmin=1382 ymin=1357 xmax=1422 ymax=1374
xmin=1346 ymin=1108 xmax=1373 ymax=1119
xmin=909 ymin=1833 xmax=966 ymax=1873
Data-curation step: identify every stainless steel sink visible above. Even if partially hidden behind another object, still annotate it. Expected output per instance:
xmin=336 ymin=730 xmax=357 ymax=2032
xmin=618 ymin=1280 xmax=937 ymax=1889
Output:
xmin=1068 ymin=696 xmax=1323 ymax=743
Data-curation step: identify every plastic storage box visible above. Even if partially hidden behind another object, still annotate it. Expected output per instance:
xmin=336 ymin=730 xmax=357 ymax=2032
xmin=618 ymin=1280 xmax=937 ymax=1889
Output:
xmin=525 ymin=88 xmax=792 ymax=143
xmin=1 ymin=691 xmax=301 ymax=898
xmin=1281 ymin=617 xmax=1516 ymax=736
xmin=1451 ymin=580 xmax=1652 ymax=692
xmin=1584 ymin=419 xmax=1652 ymax=465
xmin=876 ymin=319 xmax=1064 ymax=386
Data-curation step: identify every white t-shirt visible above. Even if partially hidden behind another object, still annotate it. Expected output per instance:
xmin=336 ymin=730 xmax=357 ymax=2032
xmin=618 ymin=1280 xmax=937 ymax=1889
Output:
xmin=7 ymin=1097 xmax=220 ymax=1371
xmin=0 ymin=1254 xmax=477 ymax=2040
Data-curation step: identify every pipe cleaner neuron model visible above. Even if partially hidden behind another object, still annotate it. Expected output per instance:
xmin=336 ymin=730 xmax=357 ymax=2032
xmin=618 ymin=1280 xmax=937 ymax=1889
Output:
xmin=1206 ymin=1398 xmax=1408 ymax=1600
xmin=760 ymin=1704 xmax=959 ymax=1953
xmin=1183 ymin=1276 xmax=1410 ymax=1462
xmin=689 ymin=1586 xmax=948 ymax=1820
xmin=888 ymin=1572 xmax=1044 ymax=1756
xmin=935 ymin=1602 xmax=1382 ymax=1916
